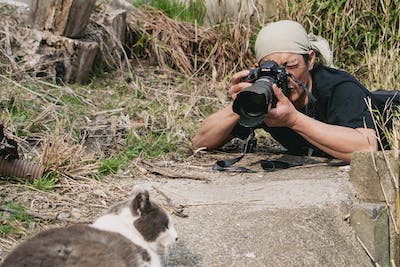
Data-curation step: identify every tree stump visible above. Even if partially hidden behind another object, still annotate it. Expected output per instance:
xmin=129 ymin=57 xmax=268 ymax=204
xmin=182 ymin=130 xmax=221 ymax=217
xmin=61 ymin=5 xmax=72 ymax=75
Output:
xmin=26 ymin=0 xmax=97 ymax=38
xmin=88 ymin=4 xmax=128 ymax=69
xmin=2 ymin=0 xmax=129 ymax=83
xmin=16 ymin=28 xmax=98 ymax=83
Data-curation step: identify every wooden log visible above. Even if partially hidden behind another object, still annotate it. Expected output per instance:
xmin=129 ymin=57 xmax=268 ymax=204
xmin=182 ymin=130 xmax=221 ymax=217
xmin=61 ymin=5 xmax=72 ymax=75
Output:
xmin=88 ymin=4 xmax=127 ymax=68
xmin=16 ymin=28 xmax=98 ymax=83
xmin=26 ymin=0 xmax=97 ymax=38
xmin=64 ymin=0 xmax=97 ymax=38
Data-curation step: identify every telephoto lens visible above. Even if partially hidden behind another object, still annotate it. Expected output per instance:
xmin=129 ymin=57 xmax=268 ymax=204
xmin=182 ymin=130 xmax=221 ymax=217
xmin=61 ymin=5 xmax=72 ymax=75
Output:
xmin=232 ymin=77 xmax=274 ymax=127
xmin=232 ymin=60 xmax=289 ymax=128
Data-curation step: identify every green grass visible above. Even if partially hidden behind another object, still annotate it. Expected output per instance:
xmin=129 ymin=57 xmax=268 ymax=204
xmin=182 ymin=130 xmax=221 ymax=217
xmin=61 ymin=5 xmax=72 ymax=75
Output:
xmin=2 ymin=172 xmax=58 ymax=192
xmin=99 ymin=158 xmax=121 ymax=175
xmin=0 ymin=202 xmax=35 ymax=236
xmin=134 ymin=0 xmax=206 ymax=24
xmin=31 ymin=172 xmax=58 ymax=191
xmin=99 ymin=131 xmax=177 ymax=176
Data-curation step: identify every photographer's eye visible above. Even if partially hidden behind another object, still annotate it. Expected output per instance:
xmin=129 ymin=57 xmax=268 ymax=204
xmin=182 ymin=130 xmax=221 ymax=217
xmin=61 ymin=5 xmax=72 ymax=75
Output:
xmin=285 ymin=64 xmax=298 ymax=70
xmin=283 ymin=59 xmax=300 ymax=71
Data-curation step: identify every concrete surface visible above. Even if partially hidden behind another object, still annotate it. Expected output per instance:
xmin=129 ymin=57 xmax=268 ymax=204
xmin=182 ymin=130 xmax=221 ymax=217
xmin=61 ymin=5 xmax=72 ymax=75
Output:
xmin=351 ymin=203 xmax=389 ymax=266
xmin=134 ymin=154 xmax=374 ymax=266
xmin=350 ymin=151 xmax=397 ymax=202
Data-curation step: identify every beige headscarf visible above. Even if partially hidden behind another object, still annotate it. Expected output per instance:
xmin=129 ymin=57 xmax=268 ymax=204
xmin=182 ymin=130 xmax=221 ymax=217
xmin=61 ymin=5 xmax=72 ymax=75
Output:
xmin=254 ymin=20 xmax=334 ymax=67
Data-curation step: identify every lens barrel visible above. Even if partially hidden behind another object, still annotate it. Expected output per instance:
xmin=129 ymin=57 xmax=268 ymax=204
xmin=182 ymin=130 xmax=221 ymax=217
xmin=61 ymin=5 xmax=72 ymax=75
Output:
xmin=232 ymin=77 xmax=275 ymax=127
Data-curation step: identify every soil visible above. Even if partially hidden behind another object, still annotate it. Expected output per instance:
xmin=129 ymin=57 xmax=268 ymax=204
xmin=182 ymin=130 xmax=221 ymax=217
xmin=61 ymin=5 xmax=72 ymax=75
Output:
xmin=0 ymin=136 xmax=363 ymax=266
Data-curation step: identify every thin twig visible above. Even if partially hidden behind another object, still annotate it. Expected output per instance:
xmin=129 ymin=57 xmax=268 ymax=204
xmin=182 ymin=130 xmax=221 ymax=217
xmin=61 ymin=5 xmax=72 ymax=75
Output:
xmin=136 ymin=160 xmax=210 ymax=181
xmin=356 ymin=236 xmax=380 ymax=267
xmin=0 ymin=206 xmax=52 ymax=221
xmin=152 ymin=186 xmax=188 ymax=218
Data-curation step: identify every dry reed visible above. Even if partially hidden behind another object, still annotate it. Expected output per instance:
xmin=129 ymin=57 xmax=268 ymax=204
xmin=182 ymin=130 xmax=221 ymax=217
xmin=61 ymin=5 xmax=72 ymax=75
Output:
xmin=126 ymin=5 xmax=255 ymax=80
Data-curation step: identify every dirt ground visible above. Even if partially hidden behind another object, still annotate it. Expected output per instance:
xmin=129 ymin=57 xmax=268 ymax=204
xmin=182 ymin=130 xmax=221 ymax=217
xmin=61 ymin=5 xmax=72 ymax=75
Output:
xmin=0 ymin=137 xmax=350 ymax=263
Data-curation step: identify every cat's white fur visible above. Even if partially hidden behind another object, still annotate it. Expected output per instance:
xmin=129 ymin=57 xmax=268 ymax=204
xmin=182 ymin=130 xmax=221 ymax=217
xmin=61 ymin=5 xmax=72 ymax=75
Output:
xmin=2 ymin=186 xmax=178 ymax=267
xmin=91 ymin=201 xmax=178 ymax=266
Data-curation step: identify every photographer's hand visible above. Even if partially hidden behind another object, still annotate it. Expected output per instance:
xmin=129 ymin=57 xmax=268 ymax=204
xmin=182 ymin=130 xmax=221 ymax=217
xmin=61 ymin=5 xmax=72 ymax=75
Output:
xmin=228 ymin=70 xmax=252 ymax=100
xmin=264 ymin=84 xmax=299 ymax=128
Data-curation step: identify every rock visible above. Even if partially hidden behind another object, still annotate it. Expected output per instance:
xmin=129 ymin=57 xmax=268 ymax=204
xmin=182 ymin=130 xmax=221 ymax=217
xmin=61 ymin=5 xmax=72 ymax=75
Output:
xmin=56 ymin=212 xmax=70 ymax=221
xmin=349 ymin=151 xmax=397 ymax=203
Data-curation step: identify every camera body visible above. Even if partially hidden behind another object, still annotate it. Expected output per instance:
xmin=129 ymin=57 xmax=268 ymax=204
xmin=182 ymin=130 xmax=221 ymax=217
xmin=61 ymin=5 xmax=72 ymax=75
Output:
xmin=243 ymin=60 xmax=289 ymax=91
xmin=232 ymin=60 xmax=289 ymax=128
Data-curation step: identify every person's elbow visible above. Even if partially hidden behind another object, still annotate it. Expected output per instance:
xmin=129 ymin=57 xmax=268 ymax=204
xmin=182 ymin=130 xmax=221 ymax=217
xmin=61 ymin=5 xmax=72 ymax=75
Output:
xmin=356 ymin=128 xmax=379 ymax=153
xmin=192 ymin=132 xmax=214 ymax=150
xmin=192 ymin=132 xmax=230 ymax=151
xmin=346 ymin=128 xmax=378 ymax=163
xmin=192 ymin=134 xmax=206 ymax=150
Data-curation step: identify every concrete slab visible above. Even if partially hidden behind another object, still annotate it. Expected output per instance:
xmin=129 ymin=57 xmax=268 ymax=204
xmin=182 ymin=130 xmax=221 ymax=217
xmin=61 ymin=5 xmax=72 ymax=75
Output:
xmin=133 ymin=159 xmax=373 ymax=266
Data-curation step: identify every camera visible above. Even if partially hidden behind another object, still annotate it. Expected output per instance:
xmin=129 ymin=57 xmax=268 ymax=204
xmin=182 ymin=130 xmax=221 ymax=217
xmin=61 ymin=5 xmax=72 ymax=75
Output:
xmin=232 ymin=60 xmax=289 ymax=128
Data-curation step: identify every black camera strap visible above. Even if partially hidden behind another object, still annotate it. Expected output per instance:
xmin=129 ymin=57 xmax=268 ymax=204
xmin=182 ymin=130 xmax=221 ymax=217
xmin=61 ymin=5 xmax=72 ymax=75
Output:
xmin=212 ymin=129 xmax=292 ymax=172
xmin=212 ymin=129 xmax=257 ymax=173
xmin=289 ymin=74 xmax=316 ymax=104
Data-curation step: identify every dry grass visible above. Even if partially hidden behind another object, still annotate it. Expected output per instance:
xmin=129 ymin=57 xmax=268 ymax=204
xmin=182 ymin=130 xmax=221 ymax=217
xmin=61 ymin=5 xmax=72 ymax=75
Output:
xmin=0 ymin=0 xmax=400 ymax=262
xmin=362 ymin=43 xmax=400 ymax=91
xmin=126 ymin=5 xmax=255 ymax=80
xmin=280 ymin=0 xmax=400 ymax=88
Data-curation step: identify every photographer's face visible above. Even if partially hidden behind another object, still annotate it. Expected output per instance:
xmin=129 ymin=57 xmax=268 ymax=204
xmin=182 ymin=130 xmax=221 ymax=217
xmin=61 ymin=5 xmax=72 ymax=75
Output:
xmin=259 ymin=51 xmax=315 ymax=109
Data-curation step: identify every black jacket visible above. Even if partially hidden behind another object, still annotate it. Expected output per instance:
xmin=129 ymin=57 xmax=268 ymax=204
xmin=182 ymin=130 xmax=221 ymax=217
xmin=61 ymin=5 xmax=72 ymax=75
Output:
xmin=231 ymin=65 xmax=392 ymax=156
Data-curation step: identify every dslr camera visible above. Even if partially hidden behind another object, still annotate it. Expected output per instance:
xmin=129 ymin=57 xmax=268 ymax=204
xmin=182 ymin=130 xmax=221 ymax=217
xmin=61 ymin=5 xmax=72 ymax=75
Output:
xmin=232 ymin=60 xmax=289 ymax=128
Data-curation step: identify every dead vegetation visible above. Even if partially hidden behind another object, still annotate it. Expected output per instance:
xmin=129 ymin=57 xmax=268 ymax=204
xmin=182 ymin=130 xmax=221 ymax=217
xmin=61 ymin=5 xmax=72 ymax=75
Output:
xmin=0 ymin=0 xmax=399 ymax=262
xmin=126 ymin=5 xmax=256 ymax=80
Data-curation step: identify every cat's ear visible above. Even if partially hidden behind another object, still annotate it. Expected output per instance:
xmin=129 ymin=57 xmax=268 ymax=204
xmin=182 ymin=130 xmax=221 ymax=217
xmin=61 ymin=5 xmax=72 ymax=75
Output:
xmin=132 ymin=190 xmax=152 ymax=215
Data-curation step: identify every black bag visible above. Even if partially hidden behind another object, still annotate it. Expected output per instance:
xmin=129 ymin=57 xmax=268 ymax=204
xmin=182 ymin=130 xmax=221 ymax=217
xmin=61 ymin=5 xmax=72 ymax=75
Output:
xmin=372 ymin=89 xmax=400 ymax=111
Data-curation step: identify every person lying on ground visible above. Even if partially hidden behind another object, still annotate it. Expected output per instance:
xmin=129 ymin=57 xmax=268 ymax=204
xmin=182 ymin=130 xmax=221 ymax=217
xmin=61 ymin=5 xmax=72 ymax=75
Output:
xmin=192 ymin=20 xmax=380 ymax=164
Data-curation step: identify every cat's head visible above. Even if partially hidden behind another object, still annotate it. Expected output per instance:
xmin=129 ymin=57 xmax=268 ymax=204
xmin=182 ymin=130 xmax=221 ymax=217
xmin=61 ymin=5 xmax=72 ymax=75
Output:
xmin=130 ymin=186 xmax=178 ymax=254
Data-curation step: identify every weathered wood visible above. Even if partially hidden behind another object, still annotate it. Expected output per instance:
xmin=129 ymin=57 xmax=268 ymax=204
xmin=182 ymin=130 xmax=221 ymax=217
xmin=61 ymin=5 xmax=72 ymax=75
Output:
xmin=26 ymin=0 xmax=97 ymax=38
xmin=16 ymin=29 xmax=98 ymax=83
xmin=203 ymin=0 xmax=279 ymax=26
xmin=3 ymin=1 xmax=129 ymax=83
xmin=64 ymin=0 xmax=97 ymax=38
xmin=89 ymin=4 xmax=127 ymax=68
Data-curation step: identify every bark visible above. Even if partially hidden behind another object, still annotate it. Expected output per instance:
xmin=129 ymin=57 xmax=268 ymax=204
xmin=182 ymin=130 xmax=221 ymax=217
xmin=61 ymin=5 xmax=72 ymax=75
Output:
xmin=16 ymin=29 xmax=98 ymax=83
xmin=27 ymin=0 xmax=97 ymax=38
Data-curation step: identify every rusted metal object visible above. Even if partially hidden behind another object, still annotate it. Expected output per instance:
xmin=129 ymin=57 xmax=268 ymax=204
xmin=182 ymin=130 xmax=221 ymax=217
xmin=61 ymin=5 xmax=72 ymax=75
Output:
xmin=0 ymin=157 xmax=45 ymax=182
xmin=0 ymin=124 xmax=45 ymax=181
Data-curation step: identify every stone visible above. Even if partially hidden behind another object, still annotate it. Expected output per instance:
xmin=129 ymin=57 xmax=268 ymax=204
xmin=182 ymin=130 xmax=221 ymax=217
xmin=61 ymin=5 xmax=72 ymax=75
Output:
xmin=350 ymin=151 xmax=398 ymax=203
xmin=350 ymin=203 xmax=390 ymax=266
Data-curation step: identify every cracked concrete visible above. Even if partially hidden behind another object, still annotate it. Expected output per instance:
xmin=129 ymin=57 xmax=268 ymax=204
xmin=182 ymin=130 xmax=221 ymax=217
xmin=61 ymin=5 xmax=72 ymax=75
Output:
xmin=134 ymin=153 xmax=373 ymax=266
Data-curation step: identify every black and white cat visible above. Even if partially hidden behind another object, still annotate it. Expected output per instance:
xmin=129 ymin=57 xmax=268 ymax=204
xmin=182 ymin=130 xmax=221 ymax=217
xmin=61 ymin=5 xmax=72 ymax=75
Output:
xmin=1 ymin=186 xmax=178 ymax=267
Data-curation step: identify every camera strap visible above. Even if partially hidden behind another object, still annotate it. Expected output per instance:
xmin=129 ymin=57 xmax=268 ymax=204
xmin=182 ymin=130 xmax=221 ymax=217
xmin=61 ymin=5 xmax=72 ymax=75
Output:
xmin=212 ymin=129 xmax=257 ymax=173
xmin=289 ymin=74 xmax=316 ymax=104
xmin=212 ymin=128 xmax=292 ymax=172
